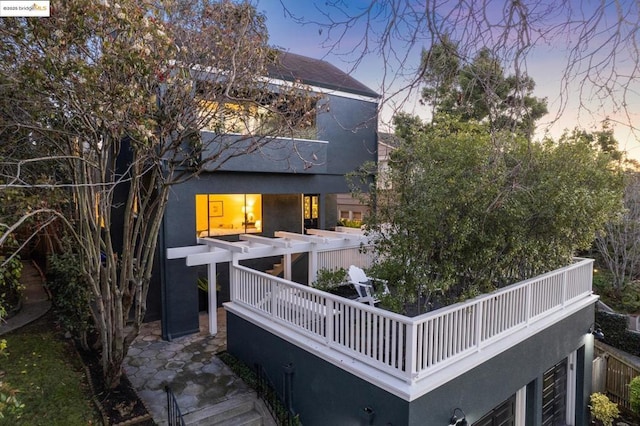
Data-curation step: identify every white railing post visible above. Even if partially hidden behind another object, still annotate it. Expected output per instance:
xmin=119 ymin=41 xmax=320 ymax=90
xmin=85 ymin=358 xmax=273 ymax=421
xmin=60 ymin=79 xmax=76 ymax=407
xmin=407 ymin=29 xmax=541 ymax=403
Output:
xmin=270 ymin=281 xmax=279 ymax=318
xmin=475 ymin=301 xmax=483 ymax=349
xmin=405 ymin=321 xmax=417 ymax=382
xmin=208 ymin=263 xmax=217 ymax=335
xmin=309 ymin=244 xmax=318 ymax=284
xmin=562 ymin=269 xmax=568 ymax=307
xmin=284 ymin=253 xmax=292 ymax=281
xmin=525 ymin=282 xmax=531 ymax=325
xmin=230 ymin=260 xmax=237 ymax=302
xmin=325 ymin=299 xmax=334 ymax=345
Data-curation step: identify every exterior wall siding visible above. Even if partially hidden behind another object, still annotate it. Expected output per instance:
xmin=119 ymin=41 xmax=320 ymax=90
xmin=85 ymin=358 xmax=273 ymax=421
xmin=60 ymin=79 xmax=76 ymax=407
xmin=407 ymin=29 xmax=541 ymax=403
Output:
xmin=227 ymin=304 xmax=595 ymax=425
xmin=154 ymin=89 xmax=377 ymax=339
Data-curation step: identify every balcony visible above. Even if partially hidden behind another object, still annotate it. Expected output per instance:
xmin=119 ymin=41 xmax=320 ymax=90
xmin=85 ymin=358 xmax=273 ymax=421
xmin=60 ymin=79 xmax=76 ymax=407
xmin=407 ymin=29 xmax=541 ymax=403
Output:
xmin=200 ymin=131 xmax=328 ymax=174
xmin=226 ymin=253 xmax=596 ymax=401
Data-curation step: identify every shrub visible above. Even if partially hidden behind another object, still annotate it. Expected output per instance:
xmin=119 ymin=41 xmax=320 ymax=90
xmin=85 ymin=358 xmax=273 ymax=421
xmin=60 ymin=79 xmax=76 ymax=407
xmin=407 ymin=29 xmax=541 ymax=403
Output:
xmin=589 ymin=392 xmax=619 ymax=426
xmin=46 ymin=251 xmax=93 ymax=349
xmin=311 ymin=268 xmax=347 ymax=291
xmin=596 ymin=310 xmax=640 ymax=356
xmin=630 ymin=376 xmax=640 ymax=415
xmin=0 ymin=248 xmax=24 ymax=316
xmin=0 ymin=341 xmax=24 ymax=419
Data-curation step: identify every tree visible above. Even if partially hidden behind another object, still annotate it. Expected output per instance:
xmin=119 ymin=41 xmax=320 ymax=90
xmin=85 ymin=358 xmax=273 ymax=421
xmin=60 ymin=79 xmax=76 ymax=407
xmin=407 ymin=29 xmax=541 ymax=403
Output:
xmin=0 ymin=0 xmax=316 ymax=388
xmin=595 ymin=171 xmax=640 ymax=295
xmin=420 ymin=40 xmax=548 ymax=138
xmin=281 ymin=1 xmax=639 ymax=145
xmin=360 ymin=114 xmax=622 ymax=315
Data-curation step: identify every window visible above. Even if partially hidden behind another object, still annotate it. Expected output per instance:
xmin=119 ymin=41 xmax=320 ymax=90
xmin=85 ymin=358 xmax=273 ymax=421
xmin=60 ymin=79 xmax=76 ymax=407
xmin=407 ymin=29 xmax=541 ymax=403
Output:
xmin=303 ymin=194 xmax=319 ymax=230
xmin=195 ymin=194 xmax=262 ymax=236
xmin=541 ymin=359 xmax=568 ymax=426
xmin=195 ymin=82 xmax=317 ymax=139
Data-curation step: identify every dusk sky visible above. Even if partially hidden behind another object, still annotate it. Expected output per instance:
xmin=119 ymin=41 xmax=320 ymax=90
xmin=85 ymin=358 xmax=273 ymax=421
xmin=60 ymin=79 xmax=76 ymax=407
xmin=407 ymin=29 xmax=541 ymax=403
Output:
xmin=255 ymin=1 xmax=640 ymax=159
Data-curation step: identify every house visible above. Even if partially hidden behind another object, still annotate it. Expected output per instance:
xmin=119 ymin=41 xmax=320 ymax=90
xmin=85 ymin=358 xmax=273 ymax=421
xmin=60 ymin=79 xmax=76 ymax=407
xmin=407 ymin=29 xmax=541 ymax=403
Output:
xmin=159 ymin=53 xmax=597 ymax=425
xmin=146 ymin=51 xmax=380 ymax=340
xmin=169 ymin=228 xmax=597 ymax=425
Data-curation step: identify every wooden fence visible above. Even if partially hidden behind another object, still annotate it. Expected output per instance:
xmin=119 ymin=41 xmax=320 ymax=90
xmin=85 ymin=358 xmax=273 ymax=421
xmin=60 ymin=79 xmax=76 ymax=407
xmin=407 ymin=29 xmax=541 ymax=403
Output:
xmin=593 ymin=341 xmax=640 ymax=412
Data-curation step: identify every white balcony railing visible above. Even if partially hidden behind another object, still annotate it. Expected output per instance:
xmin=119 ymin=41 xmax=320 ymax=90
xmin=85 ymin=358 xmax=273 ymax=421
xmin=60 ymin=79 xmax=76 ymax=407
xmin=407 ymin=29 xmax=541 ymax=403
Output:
xmin=230 ymin=257 xmax=595 ymax=389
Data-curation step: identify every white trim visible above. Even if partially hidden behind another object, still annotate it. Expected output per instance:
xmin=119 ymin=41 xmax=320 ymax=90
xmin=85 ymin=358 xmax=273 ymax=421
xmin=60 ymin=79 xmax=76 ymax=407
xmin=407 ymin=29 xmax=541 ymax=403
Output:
xmin=566 ymin=350 xmax=578 ymax=425
xmin=515 ymin=386 xmax=527 ymax=426
xmin=225 ymin=294 xmax=598 ymax=402
xmin=264 ymin=76 xmax=380 ymax=103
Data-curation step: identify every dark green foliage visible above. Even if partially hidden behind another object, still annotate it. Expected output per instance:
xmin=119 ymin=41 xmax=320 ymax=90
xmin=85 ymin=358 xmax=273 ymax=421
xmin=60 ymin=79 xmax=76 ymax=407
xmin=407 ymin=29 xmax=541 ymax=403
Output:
xmin=0 ymin=234 xmax=23 ymax=318
xmin=311 ymin=268 xmax=347 ymax=292
xmin=359 ymin=115 xmax=622 ymax=315
xmin=46 ymin=251 xmax=93 ymax=349
xmin=630 ymin=376 xmax=640 ymax=415
xmin=596 ymin=311 xmax=640 ymax=356
xmin=420 ymin=39 xmax=547 ymax=138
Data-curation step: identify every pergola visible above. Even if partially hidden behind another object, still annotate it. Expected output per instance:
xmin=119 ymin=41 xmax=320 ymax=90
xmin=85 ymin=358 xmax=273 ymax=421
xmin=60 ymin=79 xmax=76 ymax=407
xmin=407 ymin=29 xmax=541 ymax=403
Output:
xmin=166 ymin=227 xmax=370 ymax=335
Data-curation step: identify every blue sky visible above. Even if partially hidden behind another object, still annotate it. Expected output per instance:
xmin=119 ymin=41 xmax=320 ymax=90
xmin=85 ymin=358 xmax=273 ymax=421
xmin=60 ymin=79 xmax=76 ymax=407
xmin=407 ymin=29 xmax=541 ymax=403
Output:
xmin=255 ymin=0 xmax=640 ymax=159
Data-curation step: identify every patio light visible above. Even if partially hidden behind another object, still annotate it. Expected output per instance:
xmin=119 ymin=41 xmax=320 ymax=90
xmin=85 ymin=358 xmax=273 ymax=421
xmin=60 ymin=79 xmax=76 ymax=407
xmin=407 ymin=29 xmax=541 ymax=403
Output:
xmin=449 ymin=407 xmax=468 ymax=426
xmin=589 ymin=323 xmax=605 ymax=341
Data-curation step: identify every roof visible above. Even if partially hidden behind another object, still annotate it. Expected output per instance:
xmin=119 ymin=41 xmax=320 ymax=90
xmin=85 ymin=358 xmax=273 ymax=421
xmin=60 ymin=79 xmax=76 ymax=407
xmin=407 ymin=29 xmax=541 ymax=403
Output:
xmin=267 ymin=51 xmax=379 ymax=99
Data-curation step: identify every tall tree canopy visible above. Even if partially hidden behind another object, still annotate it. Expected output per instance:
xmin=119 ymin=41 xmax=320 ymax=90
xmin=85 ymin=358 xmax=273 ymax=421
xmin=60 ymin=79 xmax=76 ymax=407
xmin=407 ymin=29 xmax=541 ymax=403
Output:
xmin=361 ymin=115 xmax=622 ymax=315
xmin=0 ymin=0 xmax=315 ymax=388
xmin=420 ymin=37 xmax=548 ymax=137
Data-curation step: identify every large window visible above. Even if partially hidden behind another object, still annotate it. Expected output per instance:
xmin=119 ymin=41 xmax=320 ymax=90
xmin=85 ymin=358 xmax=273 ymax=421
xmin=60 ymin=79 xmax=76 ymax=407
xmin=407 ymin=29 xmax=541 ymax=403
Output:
xmin=195 ymin=194 xmax=262 ymax=236
xmin=195 ymin=82 xmax=317 ymax=139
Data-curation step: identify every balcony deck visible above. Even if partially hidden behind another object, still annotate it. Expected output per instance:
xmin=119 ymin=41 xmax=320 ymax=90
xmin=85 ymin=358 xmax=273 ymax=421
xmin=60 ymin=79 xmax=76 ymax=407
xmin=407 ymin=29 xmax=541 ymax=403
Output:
xmin=226 ymin=256 xmax=597 ymax=401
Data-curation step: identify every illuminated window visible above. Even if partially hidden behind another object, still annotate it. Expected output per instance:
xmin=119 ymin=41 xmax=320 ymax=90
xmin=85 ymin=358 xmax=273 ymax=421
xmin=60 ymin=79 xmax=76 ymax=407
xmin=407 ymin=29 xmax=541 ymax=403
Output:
xmin=195 ymin=82 xmax=317 ymax=139
xmin=195 ymin=194 xmax=262 ymax=236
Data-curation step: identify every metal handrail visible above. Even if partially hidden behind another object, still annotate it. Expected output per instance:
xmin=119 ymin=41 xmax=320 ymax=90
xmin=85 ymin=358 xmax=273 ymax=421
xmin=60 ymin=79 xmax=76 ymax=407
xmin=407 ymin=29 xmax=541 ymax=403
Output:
xmin=255 ymin=364 xmax=299 ymax=426
xmin=165 ymin=385 xmax=185 ymax=426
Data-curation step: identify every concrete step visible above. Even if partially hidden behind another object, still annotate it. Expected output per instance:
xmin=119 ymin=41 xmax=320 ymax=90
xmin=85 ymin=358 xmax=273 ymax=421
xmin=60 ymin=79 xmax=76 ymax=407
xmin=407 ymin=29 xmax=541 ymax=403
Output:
xmin=213 ymin=409 xmax=262 ymax=426
xmin=183 ymin=394 xmax=265 ymax=426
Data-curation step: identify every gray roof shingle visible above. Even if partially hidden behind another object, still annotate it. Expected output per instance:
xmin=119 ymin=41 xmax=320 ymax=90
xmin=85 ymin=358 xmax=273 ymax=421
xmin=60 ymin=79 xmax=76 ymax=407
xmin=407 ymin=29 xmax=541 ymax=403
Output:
xmin=268 ymin=51 xmax=379 ymax=99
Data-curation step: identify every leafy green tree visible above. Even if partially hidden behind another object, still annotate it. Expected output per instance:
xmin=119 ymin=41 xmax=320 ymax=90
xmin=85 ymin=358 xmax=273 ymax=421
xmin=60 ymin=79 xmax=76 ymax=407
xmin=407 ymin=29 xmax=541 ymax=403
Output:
xmin=0 ymin=0 xmax=316 ymax=388
xmin=362 ymin=114 xmax=622 ymax=315
xmin=420 ymin=40 xmax=548 ymax=138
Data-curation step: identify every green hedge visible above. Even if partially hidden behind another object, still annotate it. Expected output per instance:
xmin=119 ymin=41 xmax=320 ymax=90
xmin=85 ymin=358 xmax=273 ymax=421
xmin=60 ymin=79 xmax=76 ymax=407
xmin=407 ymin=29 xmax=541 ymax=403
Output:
xmin=596 ymin=310 xmax=640 ymax=356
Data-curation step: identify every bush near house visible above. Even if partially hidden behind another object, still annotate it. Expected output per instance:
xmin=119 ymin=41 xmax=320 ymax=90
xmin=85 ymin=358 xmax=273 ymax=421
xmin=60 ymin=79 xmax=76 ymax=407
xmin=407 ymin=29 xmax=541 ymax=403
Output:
xmin=595 ymin=311 xmax=640 ymax=357
xmin=590 ymin=392 xmax=619 ymax=426
xmin=46 ymin=251 xmax=94 ymax=350
xmin=630 ymin=376 xmax=640 ymax=415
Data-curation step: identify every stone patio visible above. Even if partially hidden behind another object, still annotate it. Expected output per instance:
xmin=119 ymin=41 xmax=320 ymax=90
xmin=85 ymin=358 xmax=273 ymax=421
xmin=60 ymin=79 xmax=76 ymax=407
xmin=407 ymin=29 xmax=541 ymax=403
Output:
xmin=124 ymin=309 xmax=258 ymax=425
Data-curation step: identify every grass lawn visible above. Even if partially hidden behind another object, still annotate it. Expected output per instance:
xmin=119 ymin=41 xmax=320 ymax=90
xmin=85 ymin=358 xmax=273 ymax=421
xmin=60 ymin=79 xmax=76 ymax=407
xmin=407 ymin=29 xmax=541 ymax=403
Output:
xmin=0 ymin=312 xmax=101 ymax=425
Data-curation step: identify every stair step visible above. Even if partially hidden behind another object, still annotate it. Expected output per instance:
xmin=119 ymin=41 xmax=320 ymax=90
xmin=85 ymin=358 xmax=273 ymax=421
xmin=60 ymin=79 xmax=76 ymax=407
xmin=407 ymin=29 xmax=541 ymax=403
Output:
xmin=183 ymin=395 xmax=258 ymax=426
xmin=213 ymin=409 xmax=262 ymax=426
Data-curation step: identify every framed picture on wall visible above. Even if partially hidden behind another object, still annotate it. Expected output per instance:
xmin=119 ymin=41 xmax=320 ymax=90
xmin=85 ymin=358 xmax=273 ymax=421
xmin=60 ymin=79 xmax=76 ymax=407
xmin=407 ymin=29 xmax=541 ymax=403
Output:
xmin=210 ymin=200 xmax=223 ymax=217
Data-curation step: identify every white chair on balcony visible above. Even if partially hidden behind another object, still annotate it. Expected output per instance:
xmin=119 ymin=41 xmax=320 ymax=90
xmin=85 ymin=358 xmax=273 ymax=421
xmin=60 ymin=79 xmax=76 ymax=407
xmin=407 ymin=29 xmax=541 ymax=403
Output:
xmin=347 ymin=265 xmax=389 ymax=306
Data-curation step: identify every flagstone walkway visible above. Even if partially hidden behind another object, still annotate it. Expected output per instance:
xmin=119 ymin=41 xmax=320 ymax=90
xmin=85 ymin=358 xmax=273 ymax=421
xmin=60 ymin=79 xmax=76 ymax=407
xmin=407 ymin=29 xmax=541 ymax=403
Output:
xmin=124 ymin=309 xmax=258 ymax=425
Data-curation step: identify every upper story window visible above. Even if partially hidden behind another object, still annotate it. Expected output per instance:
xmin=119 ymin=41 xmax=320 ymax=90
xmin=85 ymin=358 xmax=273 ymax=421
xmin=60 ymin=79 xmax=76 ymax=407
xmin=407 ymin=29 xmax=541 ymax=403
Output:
xmin=195 ymin=81 xmax=318 ymax=140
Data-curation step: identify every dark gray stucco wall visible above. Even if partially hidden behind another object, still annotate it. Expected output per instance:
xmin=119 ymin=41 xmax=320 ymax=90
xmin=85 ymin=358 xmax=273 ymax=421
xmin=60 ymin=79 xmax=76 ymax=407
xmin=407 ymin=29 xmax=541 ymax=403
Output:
xmin=317 ymin=96 xmax=378 ymax=176
xmin=154 ymin=93 xmax=377 ymax=339
xmin=227 ymin=304 xmax=595 ymax=425
xmin=227 ymin=312 xmax=410 ymax=426
xmin=263 ymin=194 xmax=303 ymax=236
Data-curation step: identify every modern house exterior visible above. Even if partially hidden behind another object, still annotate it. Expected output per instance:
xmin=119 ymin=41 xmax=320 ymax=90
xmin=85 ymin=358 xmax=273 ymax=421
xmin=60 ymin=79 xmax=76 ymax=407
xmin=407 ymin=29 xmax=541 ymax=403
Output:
xmin=156 ymin=52 xmax=597 ymax=425
xmin=146 ymin=52 xmax=380 ymax=340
